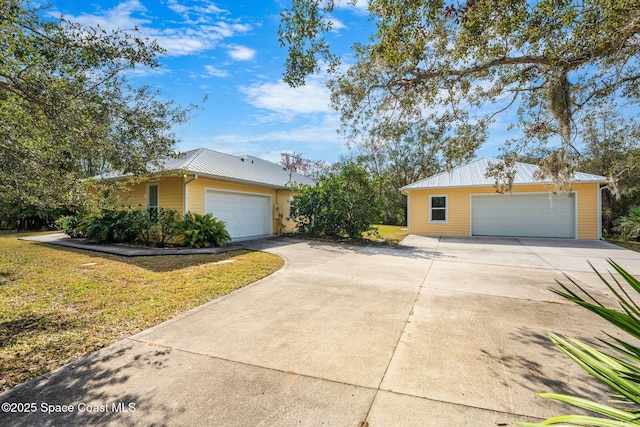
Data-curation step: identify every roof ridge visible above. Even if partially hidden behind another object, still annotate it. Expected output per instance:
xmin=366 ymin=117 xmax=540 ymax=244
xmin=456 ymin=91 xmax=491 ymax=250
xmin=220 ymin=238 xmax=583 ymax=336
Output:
xmin=179 ymin=147 xmax=206 ymax=170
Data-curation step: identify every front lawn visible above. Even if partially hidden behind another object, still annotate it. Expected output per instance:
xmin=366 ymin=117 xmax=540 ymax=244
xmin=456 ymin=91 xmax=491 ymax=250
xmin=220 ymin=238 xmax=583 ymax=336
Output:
xmin=372 ymin=224 xmax=409 ymax=244
xmin=0 ymin=233 xmax=284 ymax=392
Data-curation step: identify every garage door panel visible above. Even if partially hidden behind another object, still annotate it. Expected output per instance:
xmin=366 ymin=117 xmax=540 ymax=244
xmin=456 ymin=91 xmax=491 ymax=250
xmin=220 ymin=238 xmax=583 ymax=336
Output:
xmin=472 ymin=194 xmax=575 ymax=238
xmin=204 ymin=190 xmax=271 ymax=239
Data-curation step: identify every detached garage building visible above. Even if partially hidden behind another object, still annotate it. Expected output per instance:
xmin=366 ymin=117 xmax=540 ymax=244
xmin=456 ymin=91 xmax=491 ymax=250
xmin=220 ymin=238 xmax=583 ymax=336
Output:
xmin=401 ymin=158 xmax=606 ymax=240
xmin=108 ymin=148 xmax=314 ymax=240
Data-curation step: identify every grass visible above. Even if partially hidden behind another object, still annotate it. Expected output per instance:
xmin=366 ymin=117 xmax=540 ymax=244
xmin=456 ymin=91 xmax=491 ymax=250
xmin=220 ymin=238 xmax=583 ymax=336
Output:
xmin=371 ymin=224 xmax=409 ymax=244
xmin=605 ymin=238 xmax=640 ymax=253
xmin=0 ymin=232 xmax=284 ymax=392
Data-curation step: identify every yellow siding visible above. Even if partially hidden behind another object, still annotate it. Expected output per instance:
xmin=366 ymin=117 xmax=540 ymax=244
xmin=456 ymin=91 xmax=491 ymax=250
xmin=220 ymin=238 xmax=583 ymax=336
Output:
xmin=107 ymin=175 xmax=302 ymax=235
xmin=116 ymin=177 xmax=184 ymax=214
xmin=407 ymin=183 xmax=601 ymax=240
xmin=185 ymin=177 xmax=297 ymax=234
xmin=114 ymin=182 xmax=146 ymax=210
xmin=576 ymin=183 xmax=600 ymax=239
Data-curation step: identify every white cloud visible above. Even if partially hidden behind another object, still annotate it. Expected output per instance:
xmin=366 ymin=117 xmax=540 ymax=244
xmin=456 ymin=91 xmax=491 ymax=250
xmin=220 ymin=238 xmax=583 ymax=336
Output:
xmin=204 ymin=65 xmax=229 ymax=78
xmin=334 ymin=0 xmax=369 ymax=13
xmin=240 ymin=78 xmax=332 ymax=116
xmin=64 ymin=0 xmax=150 ymax=30
xmin=327 ymin=16 xmax=347 ymax=32
xmin=167 ymin=0 xmax=227 ymax=22
xmin=226 ymin=44 xmax=257 ymax=61
xmin=56 ymin=0 xmax=253 ymax=57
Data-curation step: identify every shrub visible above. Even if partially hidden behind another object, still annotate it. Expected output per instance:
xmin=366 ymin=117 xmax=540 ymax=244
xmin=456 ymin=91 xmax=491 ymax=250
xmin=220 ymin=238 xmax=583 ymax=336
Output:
xmin=137 ymin=208 xmax=179 ymax=247
xmin=615 ymin=205 xmax=640 ymax=241
xmin=173 ymin=212 xmax=231 ymax=248
xmin=79 ymin=208 xmax=146 ymax=244
xmin=55 ymin=214 xmax=86 ymax=238
xmin=518 ymin=260 xmax=640 ymax=426
xmin=290 ymin=161 xmax=384 ymax=240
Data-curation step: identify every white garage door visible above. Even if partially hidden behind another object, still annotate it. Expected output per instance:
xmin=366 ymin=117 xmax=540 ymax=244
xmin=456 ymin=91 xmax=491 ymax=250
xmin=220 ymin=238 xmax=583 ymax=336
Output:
xmin=204 ymin=190 xmax=271 ymax=239
xmin=471 ymin=193 xmax=576 ymax=238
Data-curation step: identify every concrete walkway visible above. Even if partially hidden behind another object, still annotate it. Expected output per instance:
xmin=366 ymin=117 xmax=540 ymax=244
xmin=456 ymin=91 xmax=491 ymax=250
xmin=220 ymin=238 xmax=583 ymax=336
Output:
xmin=2 ymin=236 xmax=640 ymax=426
xmin=20 ymin=233 xmax=247 ymax=256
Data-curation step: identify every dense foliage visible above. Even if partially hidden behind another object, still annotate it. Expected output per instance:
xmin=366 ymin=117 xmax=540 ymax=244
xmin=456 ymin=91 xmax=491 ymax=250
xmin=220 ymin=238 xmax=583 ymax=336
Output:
xmin=290 ymin=162 xmax=384 ymax=239
xmin=57 ymin=208 xmax=230 ymax=248
xmin=616 ymin=206 xmax=640 ymax=241
xmin=173 ymin=212 xmax=231 ymax=248
xmin=518 ymin=260 xmax=640 ymax=426
xmin=280 ymin=0 xmax=640 ymax=187
xmin=0 ymin=0 xmax=194 ymax=210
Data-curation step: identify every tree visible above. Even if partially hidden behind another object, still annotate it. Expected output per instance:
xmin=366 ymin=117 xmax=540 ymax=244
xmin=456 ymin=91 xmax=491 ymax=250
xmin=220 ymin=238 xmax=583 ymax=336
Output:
xmin=279 ymin=151 xmax=338 ymax=180
xmin=0 ymin=0 xmax=194 ymax=211
xmin=280 ymin=0 xmax=640 ymax=184
xmin=348 ymin=126 xmax=453 ymax=225
xmin=290 ymin=161 xmax=384 ymax=239
xmin=579 ymin=106 xmax=640 ymax=233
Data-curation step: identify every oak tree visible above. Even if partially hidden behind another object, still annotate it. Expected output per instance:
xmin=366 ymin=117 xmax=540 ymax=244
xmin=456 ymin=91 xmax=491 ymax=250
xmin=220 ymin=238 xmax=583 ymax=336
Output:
xmin=0 ymin=0 xmax=194 ymax=210
xmin=280 ymin=0 xmax=640 ymax=184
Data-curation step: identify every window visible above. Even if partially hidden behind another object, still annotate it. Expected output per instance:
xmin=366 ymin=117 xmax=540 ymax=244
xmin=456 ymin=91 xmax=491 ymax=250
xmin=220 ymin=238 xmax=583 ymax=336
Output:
xmin=289 ymin=195 xmax=297 ymax=218
xmin=430 ymin=195 xmax=447 ymax=223
xmin=148 ymin=184 xmax=159 ymax=219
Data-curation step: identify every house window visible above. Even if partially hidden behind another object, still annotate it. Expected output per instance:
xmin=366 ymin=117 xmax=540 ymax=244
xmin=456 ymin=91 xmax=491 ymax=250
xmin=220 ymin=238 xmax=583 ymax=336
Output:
xmin=148 ymin=184 xmax=159 ymax=219
xmin=430 ymin=195 xmax=447 ymax=223
xmin=289 ymin=195 xmax=297 ymax=218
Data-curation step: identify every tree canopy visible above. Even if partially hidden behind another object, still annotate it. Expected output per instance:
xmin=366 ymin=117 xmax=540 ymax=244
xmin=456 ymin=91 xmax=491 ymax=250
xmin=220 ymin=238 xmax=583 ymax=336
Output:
xmin=280 ymin=0 xmax=640 ymax=184
xmin=0 ymin=0 xmax=194 ymax=209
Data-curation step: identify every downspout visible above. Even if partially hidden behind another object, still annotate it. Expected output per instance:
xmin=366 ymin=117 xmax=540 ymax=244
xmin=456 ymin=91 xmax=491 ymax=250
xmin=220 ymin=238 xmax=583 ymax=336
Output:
xmin=183 ymin=174 xmax=198 ymax=215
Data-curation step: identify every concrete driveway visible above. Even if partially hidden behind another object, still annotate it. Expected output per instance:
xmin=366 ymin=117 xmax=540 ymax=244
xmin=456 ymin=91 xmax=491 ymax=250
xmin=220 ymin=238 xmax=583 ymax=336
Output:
xmin=2 ymin=236 xmax=640 ymax=426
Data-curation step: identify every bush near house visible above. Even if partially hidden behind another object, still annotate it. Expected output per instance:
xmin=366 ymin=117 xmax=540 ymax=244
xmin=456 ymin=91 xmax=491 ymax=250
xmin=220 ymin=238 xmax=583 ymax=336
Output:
xmin=615 ymin=205 xmax=640 ymax=242
xmin=173 ymin=212 xmax=231 ymax=248
xmin=57 ymin=208 xmax=230 ymax=248
xmin=290 ymin=161 xmax=384 ymax=240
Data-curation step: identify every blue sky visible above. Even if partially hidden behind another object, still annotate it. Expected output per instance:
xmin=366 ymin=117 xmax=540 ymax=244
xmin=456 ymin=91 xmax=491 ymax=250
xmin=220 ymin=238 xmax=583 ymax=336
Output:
xmin=45 ymin=0 xmax=510 ymax=164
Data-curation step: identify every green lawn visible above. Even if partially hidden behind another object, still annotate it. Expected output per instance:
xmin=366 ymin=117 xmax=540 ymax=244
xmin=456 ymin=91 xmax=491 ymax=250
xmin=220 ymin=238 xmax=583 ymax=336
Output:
xmin=369 ymin=224 xmax=409 ymax=245
xmin=0 ymin=232 xmax=284 ymax=392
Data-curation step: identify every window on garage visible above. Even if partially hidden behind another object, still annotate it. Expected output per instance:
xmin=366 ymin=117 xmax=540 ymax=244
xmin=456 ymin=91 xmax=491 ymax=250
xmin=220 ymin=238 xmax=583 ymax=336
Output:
xmin=430 ymin=195 xmax=447 ymax=223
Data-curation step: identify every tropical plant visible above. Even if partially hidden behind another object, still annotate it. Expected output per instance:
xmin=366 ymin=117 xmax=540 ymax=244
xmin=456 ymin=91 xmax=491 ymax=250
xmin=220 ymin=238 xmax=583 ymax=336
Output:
xmin=79 ymin=208 xmax=147 ymax=244
xmin=55 ymin=214 xmax=86 ymax=238
xmin=136 ymin=208 xmax=180 ymax=247
xmin=615 ymin=206 xmax=640 ymax=242
xmin=173 ymin=212 xmax=231 ymax=248
xmin=518 ymin=260 xmax=640 ymax=427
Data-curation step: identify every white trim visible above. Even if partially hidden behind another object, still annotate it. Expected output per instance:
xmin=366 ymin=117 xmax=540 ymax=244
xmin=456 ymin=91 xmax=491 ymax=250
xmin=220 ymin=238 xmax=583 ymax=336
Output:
xmin=429 ymin=194 xmax=448 ymax=224
xmin=598 ymin=186 xmax=603 ymax=239
xmin=470 ymin=191 xmax=577 ymax=239
xmin=406 ymin=193 xmax=411 ymax=233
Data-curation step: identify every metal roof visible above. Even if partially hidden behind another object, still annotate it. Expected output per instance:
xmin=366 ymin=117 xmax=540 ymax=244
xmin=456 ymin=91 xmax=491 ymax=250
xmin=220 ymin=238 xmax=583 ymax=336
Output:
xmin=400 ymin=157 xmax=607 ymax=190
xmin=92 ymin=148 xmax=314 ymax=188
xmin=156 ymin=148 xmax=315 ymax=188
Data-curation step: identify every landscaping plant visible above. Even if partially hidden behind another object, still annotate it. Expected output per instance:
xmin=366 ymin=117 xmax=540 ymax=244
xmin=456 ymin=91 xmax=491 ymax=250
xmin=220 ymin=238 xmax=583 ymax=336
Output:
xmin=173 ymin=212 xmax=231 ymax=248
xmin=290 ymin=161 xmax=384 ymax=240
xmin=78 ymin=208 xmax=146 ymax=244
xmin=616 ymin=206 xmax=640 ymax=242
xmin=136 ymin=208 xmax=179 ymax=247
xmin=518 ymin=260 xmax=640 ymax=427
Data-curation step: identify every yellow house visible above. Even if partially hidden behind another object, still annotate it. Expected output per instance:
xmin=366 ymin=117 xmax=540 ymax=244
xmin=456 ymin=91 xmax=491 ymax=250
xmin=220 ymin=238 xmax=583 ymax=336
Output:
xmin=109 ymin=148 xmax=314 ymax=240
xmin=401 ymin=158 xmax=607 ymax=240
